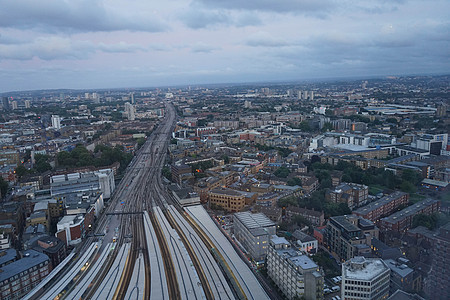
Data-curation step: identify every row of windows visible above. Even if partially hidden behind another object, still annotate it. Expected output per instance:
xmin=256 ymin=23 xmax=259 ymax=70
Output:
xmin=345 ymin=280 xmax=370 ymax=286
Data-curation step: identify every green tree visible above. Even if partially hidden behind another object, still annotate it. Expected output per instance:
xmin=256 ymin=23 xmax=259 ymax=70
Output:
xmin=298 ymin=121 xmax=312 ymax=132
xmin=412 ymin=214 xmax=439 ymax=230
xmin=162 ymin=166 xmax=172 ymax=181
xmin=274 ymin=166 xmax=290 ymax=178
xmin=287 ymin=177 xmax=302 ymax=186
xmin=0 ymin=177 xmax=8 ymax=198
xmin=321 ymin=122 xmax=333 ymax=132
xmin=400 ymin=181 xmax=417 ymax=193
xmin=15 ymin=165 xmax=28 ymax=178
xmin=221 ymin=155 xmax=230 ymax=164
xmin=278 ymin=197 xmax=298 ymax=208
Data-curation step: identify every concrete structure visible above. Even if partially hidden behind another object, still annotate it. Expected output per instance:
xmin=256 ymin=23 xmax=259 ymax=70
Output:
xmin=267 ymin=235 xmax=323 ymax=300
xmin=342 ymin=257 xmax=390 ymax=300
xmin=51 ymin=115 xmax=61 ymax=130
xmin=124 ymin=102 xmax=135 ymax=120
xmin=0 ymin=250 xmax=50 ymax=300
xmin=353 ymin=191 xmax=409 ymax=223
xmin=326 ymin=215 xmax=379 ymax=261
xmin=379 ymin=199 xmax=440 ymax=232
xmin=233 ymin=211 xmax=276 ymax=262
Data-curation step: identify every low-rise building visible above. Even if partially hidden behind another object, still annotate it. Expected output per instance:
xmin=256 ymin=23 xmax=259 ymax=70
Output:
xmin=285 ymin=206 xmax=325 ymax=226
xmin=56 ymin=214 xmax=85 ymax=246
xmin=233 ymin=211 xmax=276 ymax=263
xmin=327 ymin=183 xmax=369 ymax=209
xmin=267 ymin=235 xmax=324 ymax=300
xmin=379 ymin=199 xmax=440 ymax=232
xmin=342 ymin=256 xmax=390 ymax=300
xmin=353 ymin=191 xmax=409 ymax=223
xmin=208 ymin=187 xmax=245 ymax=212
xmin=293 ymin=230 xmax=318 ymax=254
xmin=384 ymin=257 xmax=420 ymax=295
xmin=0 ymin=250 xmax=50 ymax=300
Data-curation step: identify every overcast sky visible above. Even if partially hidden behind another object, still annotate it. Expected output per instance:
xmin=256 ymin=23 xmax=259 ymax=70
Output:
xmin=0 ymin=0 xmax=449 ymax=91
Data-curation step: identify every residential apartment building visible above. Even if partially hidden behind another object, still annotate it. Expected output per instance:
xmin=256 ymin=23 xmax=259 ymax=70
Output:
xmin=379 ymin=199 xmax=440 ymax=232
xmin=208 ymin=187 xmax=245 ymax=212
xmin=267 ymin=236 xmax=324 ymax=300
xmin=424 ymin=223 xmax=450 ymax=300
xmin=326 ymin=183 xmax=369 ymax=209
xmin=233 ymin=211 xmax=276 ymax=262
xmin=326 ymin=215 xmax=379 ymax=261
xmin=353 ymin=192 xmax=409 ymax=223
xmin=0 ymin=250 xmax=50 ymax=300
xmin=342 ymin=257 xmax=390 ymax=300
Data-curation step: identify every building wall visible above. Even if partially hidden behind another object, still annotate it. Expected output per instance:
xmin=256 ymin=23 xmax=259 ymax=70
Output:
xmin=208 ymin=189 xmax=245 ymax=212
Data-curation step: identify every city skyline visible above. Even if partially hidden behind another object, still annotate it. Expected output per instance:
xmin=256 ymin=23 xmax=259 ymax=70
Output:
xmin=0 ymin=0 xmax=449 ymax=91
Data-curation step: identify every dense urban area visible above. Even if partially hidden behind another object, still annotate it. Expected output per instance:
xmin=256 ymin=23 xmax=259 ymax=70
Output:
xmin=0 ymin=75 xmax=449 ymax=300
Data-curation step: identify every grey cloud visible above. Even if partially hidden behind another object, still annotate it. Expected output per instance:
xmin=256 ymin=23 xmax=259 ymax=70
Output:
xmin=245 ymin=32 xmax=291 ymax=47
xmin=235 ymin=13 xmax=262 ymax=27
xmin=191 ymin=42 xmax=220 ymax=53
xmin=195 ymin=0 xmax=336 ymax=14
xmin=0 ymin=0 xmax=168 ymax=33
xmin=180 ymin=8 xmax=231 ymax=29
xmin=0 ymin=37 xmax=147 ymax=61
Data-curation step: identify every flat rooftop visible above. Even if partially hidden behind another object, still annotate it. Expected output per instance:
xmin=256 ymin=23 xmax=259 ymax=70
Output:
xmin=381 ymin=199 xmax=439 ymax=224
xmin=354 ymin=191 xmax=407 ymax=215
xmin=343 ymin=257 xmax=389 ymax=281
xmin=234 ymin=211 xmax=275 ymax=229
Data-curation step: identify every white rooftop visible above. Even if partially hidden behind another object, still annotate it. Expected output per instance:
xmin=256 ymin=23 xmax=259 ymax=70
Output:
xmin=343 ymin=257 xmax=390 ymax=281
xmin=234 ymin=211 xmax=275 ymax=229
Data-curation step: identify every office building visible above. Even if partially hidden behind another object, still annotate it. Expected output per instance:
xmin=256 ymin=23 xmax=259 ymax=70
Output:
xmin=0 ymin=250 xmax=50 ymax=300
xmin=208 ymin=187 xmax=245 ymax=212
xmin=424 ymin=223 xmax=450 ymax=300
xmin=11 ymin=101 xmax=18 ymax=110
xmin=233 ymin=211 xmax=276 ymax=262
xmin=342 ymin=257 xmax=390 ymax=300
xmin=2 ymin=97 xmax=9 ymax=110
xmin=267 ymin=235 xmax=324 ymax=300
xmin=124 ymin=102 xmax=135 ymax=120
xmin=51 ymin=115 xmax=61 ymax=130
xmin=412 ymin=133 xmax=448 ymax=156
xmin=24 ymin=100 xmax=31 ymax=109
xmin=326 ymin=215 xmax=379 ymax=261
